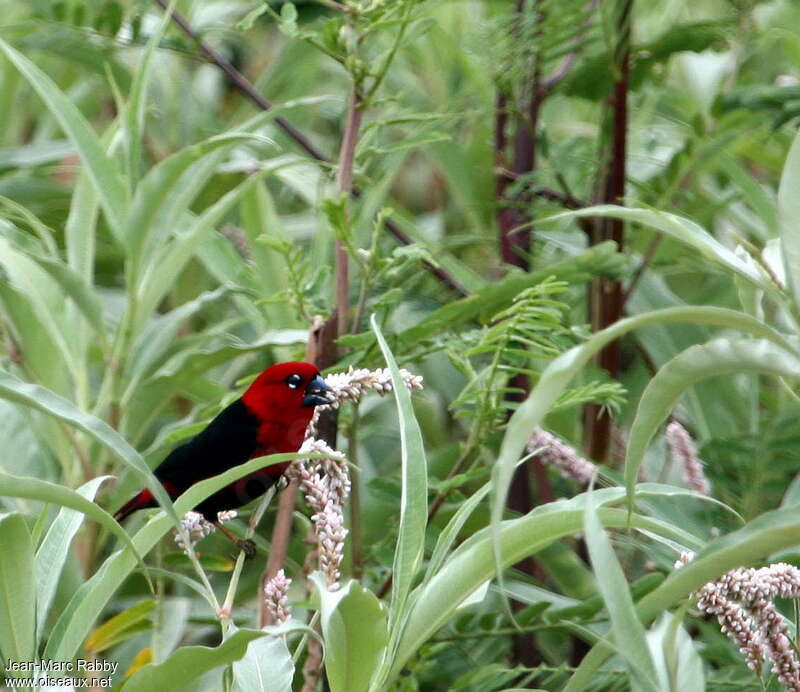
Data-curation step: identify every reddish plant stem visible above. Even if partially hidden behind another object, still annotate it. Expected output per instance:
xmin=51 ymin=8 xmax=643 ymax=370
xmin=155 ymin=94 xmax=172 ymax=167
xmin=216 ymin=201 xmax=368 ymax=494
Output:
xmin=335 ymin=90 xmax=363 ymax=336
xmin=152 ymin=0 xmax=467 ymax=297
xmin=259 ymin=316 xmax=339 ymax=626
xmin=583 ymin=0 xmax=632 ymax=462
xmin=259 ymin=480 xmax=299 ymax=627
xmin=495 ymin=1 xmax=550 ymax=674
xmin=335 ymin=88 xmax=365 ymax=583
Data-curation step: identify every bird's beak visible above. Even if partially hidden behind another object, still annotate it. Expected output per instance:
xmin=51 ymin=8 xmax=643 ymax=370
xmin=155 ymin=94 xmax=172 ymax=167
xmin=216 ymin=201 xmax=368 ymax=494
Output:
xmin=302 ymin=374 xmax=333 ymax=407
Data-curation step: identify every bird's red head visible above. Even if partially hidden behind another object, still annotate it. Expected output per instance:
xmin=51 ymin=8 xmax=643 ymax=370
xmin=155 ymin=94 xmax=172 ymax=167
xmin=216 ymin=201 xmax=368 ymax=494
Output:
xmin=241 ymin=361 xmax=332 ymax=429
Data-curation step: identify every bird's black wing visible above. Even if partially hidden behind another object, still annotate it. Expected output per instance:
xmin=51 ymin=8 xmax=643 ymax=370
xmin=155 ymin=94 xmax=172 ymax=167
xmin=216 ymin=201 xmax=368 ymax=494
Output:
xmin=154 ymin=398 xmax=260 ymax=491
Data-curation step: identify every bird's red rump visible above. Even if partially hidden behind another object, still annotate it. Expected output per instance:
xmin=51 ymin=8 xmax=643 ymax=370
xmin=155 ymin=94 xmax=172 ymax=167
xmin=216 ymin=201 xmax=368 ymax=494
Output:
xmin=113 ymin=487 xmax=154 ymax=521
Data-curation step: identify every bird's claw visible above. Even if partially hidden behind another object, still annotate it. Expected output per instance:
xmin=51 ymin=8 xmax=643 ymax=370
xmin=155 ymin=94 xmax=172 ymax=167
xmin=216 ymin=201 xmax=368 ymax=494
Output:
xmin=237 ymin=538 xmax=257 ymax=559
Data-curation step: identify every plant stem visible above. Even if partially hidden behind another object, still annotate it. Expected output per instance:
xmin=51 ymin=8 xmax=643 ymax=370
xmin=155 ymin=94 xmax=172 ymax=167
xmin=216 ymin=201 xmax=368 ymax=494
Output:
xmin=260 ymin=317 xmax=339 ymax=626
xmin=220 ymin=485 xmax=278 ymax=634
xmin=348 ymin=404 xmax=363 ymax=579
xmin=583 ymin=0 xmax=631 ymax=462
xmin=152 ymin=0 xmax=467 ymax=297
xmin=260 ymin=480 xmax=299 ymax=627
xmin=363 ymin=2 xmax=413 ymax=106
xmin=335 ymin=88 xmax=363 ymax=336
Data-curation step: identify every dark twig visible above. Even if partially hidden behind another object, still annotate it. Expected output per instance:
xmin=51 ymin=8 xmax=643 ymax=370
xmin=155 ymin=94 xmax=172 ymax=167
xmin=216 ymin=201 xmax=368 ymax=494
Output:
xmin=583 ymin=0 xmax=632 ymax=462
xmin=539 ymin=0 xmax=599 ymax=95
xmin=623 ymin=234 xmax=662 ymax=306
xmin=152 ymin=0 xmax=467 ymax=297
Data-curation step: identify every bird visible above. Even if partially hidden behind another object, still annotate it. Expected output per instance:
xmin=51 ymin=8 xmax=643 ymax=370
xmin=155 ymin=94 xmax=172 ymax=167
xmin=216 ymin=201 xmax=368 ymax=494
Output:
xmin=114 ymin=361 xmax=333 ymax=556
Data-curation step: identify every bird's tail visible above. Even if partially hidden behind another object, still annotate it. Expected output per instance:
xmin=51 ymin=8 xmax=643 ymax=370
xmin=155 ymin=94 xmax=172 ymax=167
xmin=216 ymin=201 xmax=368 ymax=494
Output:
xmin=114 ymin=489 xmax=156 ymax=522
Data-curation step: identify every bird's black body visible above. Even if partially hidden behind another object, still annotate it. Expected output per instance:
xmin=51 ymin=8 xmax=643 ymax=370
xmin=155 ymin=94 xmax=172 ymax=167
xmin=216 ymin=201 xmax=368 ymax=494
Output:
xmin=153 ymin=399 xmax=272 ymax=520
xmin=114 ymin=362 xmax=332 ymax=525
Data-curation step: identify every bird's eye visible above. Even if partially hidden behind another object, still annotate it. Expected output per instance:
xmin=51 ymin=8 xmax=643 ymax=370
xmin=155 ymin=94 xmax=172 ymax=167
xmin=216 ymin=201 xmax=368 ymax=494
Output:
xmin=286 ymin=374 xmax=303 ymax=389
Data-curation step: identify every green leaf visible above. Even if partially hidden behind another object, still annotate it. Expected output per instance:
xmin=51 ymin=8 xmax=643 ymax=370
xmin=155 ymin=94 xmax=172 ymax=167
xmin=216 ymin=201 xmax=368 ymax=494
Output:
xmin=124 ymin=133 xmax=261 ymax=287
xmin=44 ymin=451 xmax=320 ymax=664
xmin=0 ymin=38 xmax=128 ymax=237
xmin=237 ymin=4 xmax=269 ymax=32
xmin=134 ymin=165 xmax=275 ymax=324
xmin=123 ymin=0 xmax=173 ymax=186
xmin=86 ymin=599 xmax=156 ymax=653
xmin=0 ymin=471 xmax=147 ymax=585
xmin=122 ymin=628 xmax=266 ymax=691
xmin=310 ymin=575 xmax=388 ymax=692
xmin=0 ymin=236 xmax=82 ymax=384
xmin=778 ymin=127 xmax=800 ymax=310
xmin=583 ymin=486 xmax=659 ymax=690
xmin=489 ymin=306 xmax=797 ymax=605
xmin=370 ymin=316 xmax=428 ymax=687
xmin=231 ymin=625 xmax=294 ymax=692
xmin=424 ymin=476 xmax=491 ymax=582
xmin=0 ymin=370 xmax=177 ymax=525
xmin=567 ymin=504 xmax=800 ymax=687
xmin=122 ymin=286 xmax=237 ymax=402
xmin=625 ymin=338 xmax=800 ymax=516
xmin=0 ymin=281 xmax=70 ymax=395
xmin=389 ymin=503 xmax=695 ymax=683
xmin=0 ymin=513 xmax=35 ymax=672
xmin=544 ymin=205 xmax=777 ymax=297
xmin=35 ymin=476 xmax=109 ymax=637
xmin=240 ymin=182 xmax=292 ymax=324
xmin=64 ymin=169 xmax=99 ymax=282
xmin=29 ymin=254 xmax=107 ymax=346
xmin=646 ymin=610 xmax=705 ymax=692
xmin=781 ymin=472 xmax=800 ymax=508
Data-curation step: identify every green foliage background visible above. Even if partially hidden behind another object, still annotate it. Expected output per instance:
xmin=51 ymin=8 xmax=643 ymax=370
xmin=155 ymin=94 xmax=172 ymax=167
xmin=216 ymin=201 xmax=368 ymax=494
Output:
xmin=2 ymin=0 xmax=800 ymax=690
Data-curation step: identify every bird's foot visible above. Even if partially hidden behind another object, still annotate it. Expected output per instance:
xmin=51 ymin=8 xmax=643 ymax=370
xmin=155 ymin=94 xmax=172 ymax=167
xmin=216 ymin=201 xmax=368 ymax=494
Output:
xmin=237 ymin=538 xmax=257 ymax=559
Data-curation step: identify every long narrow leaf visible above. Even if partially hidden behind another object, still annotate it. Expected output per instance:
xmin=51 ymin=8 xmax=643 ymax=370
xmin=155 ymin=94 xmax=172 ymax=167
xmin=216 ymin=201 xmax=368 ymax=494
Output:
xmin=778 ymin=128 xmax=800 ymax=311
xmin=544 ymin=205 xmax=777 ymax=298
xmin=583 ymin=486 xmax=659 ymax=690
xmin=35 ymin=475 xmax=109 ymax=636
xmin=0 ymin=38 xmax=128 ymax=236
xmin=370 ymin=316 xmax=428 ymax=687
xmin=0 ymin=371 xmax=176 ymax=524
xmin=390 ymin=504 xmax=696 ymax=682
xmin=0 ymin=513 xmax=35 ymax=674
xmin=566 ymin=503 xmax=800 ymax=688
xmin=489 ymin=306 xmax=798 ymax=609
xmin=44 ymin=451 xmax=324 ymax=663
xmin=624 ymin=338 xmax=800 ymax=515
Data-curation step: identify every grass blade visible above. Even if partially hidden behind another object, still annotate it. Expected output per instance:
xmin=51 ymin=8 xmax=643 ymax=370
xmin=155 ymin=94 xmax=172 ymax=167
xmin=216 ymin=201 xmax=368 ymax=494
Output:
xmin=370 ymin=316 xmax=428 ymax=686
xmin=583 ymin=485 xmax=659 ymax=690
xmin=0 ymin=513 xmax=35 ymax=674
xmin=35 ymin=475 xmax=110 ymax=637
xmin=624 ymin=338 xmax=800 ymax=516
xmin=489 ymin=306 xmax=799 ymax=610
xmin=779 ymin=128 xmax=800 ymax=311
xmin=0 ymin=370 xmax=176 ymax=524
xmin=0 ymin=38 xmax=128 ymax=237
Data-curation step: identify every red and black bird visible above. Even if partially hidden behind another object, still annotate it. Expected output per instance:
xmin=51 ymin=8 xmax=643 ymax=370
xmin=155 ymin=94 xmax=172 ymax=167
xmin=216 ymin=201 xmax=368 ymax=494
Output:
xmin=114 ymin=362 xmax=332 ymax=552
